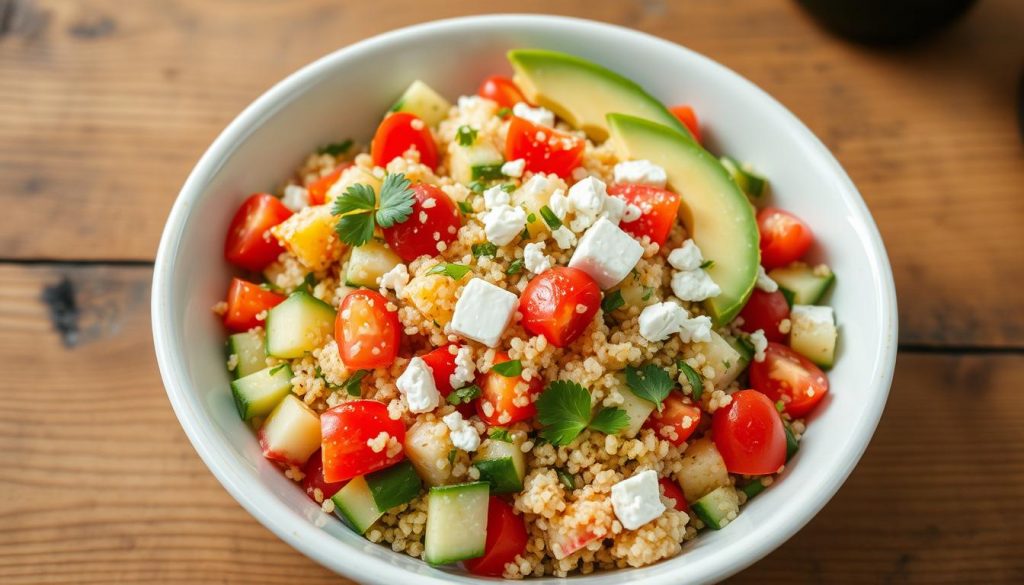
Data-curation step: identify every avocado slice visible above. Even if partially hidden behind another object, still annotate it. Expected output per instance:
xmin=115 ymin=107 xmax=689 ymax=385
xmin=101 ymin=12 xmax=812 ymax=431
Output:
xmin=508 ymin=49 xmax=693 ymax=142
xmin=607 ymin=113 xmax=759 ymax=325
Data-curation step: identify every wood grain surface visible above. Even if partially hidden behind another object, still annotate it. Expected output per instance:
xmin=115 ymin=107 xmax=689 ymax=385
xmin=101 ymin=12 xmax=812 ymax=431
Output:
xmin=1 ymin=0 xmax=1022 ymax=583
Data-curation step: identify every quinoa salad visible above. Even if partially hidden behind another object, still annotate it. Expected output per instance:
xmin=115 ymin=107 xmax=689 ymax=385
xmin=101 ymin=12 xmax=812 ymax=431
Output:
xmin=214 ymin=49 xmax=840 ymax=578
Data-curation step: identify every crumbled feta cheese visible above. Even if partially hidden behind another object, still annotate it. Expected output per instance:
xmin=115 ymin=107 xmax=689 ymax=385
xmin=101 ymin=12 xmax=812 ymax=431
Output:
xmin=396 ymin=357 xmax=440 ymax=413
xmin=749 ymin=329 xmax=768 ymax=362
xmin=281 ymin=185 xmax=310 ymax=212
xmin=450 ymin=346 xmax=476 ymax=389
xmin=601 ymin=194 xmax=626 ymax=224
xmin=457 ymin=95 xmax=487 ymax=110
xmin=568 ymin=217 xmax=644 ymax=289
xmin=443 ymin=411 xmax=481 ymax=452
xmin=568 ymin=177 xmax=607 ymax=220
xmin=482 ymin=204 xmax=527 ymax=246
xmin=551 ymin=225 xmax=577 ymax=249
xmin=610 ymin=470 xmax=666 ymax=530
xmin=622 ymin=203 xmax=642 ymax=223
xmin=519 ymin=174 xmax=554 ymax=200
xmin=483 ymin=185 xmax=511 ymax=210
xmin=450 ymin=278 xmax=519 ymax=347
xmin=523 ymin=242 xmax=552 ymax=274
xmin=613 ymin=160 xmax=668 ymax=188
xmin=548 ymin=189 xmax=570 ymax=220
xmin=378 ymin=263 xmax=410 ymax=296
xmin=637 ymin=302 xmax=712 ymax=343
xmin=756 ymin=265 xmax=779 ymax=293
xmin=667 ymin=240 xmax=704 ymax=272
xmin=678 ymin=314 xmax=712 ymax=343
xmin=671 ymin=269 xmax=722 ymax=302
xmin=501 ymin=158 xmax=526 ymax=178
xmin=512 ymin=102 xmax=555 ymax=127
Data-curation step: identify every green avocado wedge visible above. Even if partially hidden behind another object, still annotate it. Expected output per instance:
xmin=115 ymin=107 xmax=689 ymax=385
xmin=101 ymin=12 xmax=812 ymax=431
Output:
xmin=507 ymin=49 xmax=693 ymax=143
xmin=607 ymin=114 xmax=759 ymax=325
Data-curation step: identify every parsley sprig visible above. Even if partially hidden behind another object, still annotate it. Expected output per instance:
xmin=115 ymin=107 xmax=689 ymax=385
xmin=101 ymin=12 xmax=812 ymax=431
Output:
xmin=535 ymin=381 xmax=630 ymax=445
xmin=491 ymin=360 xmax=522 ymax=377
xmin=625 ymin=364 xmax=674 ymax=408
xmin=677 ymin=361 xmax=704 ymax=401
xmin=332 ymin=173 xmax=415 ymax=247
xmin=448 ymin=385 xmax=481 ymax=405
xmin=343 ymin=370 xmax=370 ymax=397
xmin=426 ymin=263 xmax=472 ymax=280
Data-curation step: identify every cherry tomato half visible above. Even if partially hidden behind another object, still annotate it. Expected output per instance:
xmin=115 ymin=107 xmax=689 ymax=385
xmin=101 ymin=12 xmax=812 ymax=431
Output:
xmin=749 ymin=342 xmax=829 ymax=418
xmin=320 ymin=400 xmax=406 ymax=483
xmin=381 ymin=183 xmax=460 ymax=262
xmin=463 ymin=497 xmax=528 ymax=576
xmin=477 ymin=75 xmax=529 ymax=109
xmin=669 ymin=105 xmax=702 ymax=143
xmin=475 ymin=351 xmax=542 ymax=426
xmin=608 ymin=184 xmax=682 ymax=246
xmin=306 ymin=163 xmax=352 ymax=206
xmin=223 ymin=278 xmax=285 ymax=332
xmin=224 ymin=193 xmax=293 ymax=272
xmin=335 ymin=289 xmax=401 ymax=370
xmin=738 ymin=289 xmax=791 ymax=343
xmin=519 ymin=267 xmax=601 ymax=348
xmin=371 ymin=112 xmax=439 ymax=170
xmin=658 ymin=477 xmax=689 ymax=512
xmin=646 ymin=394 xmax=702 ymax=446
xmin=712 ymin=389 xmax=787 ymax=476
xmin=505 ymin=116 xmax=583 ymax=179
xmin=301 ymin=449 xmax=346 ymax=502
xmin=757 ymin=208 xmax=814 ymax=270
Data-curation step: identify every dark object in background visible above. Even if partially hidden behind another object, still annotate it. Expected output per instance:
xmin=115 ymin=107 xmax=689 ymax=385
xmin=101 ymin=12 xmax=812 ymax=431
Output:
xmin=796 ymin=0 xmax=977 ymax=45
xmin=1018 ymin=70 xmax=1024 ymax=143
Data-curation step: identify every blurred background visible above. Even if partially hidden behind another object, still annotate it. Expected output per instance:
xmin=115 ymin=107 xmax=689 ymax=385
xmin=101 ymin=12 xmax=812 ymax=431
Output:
xmin=1 ymin=1 xmax=1022 ymax=583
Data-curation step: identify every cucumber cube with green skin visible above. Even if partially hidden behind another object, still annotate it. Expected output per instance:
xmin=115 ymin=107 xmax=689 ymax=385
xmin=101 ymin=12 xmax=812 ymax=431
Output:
xmin=789 ymin=304 xmax=838 ymax=368
xmin=332 ymin=461 xmax=423 ymax=534
xmin=677 ymin=437 xmax=730 ymax=503
xmin=450 ymin=142 xmax=504 ymax=186
xmin=784 ymin=423 xmax=799 ymax=461
xmin=389 ymin=80 xmax=452 ymax=127
xmin=769 ymin=263 xmax=836 ymax=305
xmin=691 ymin=485 xmax=740 ymax=530
xmin=424 ymin=482 xmax=490 ymax=565
xmin=472 ymin=439 xmax=526 ymax=493
xmin=226 ymin=331 xmax=267 ymax=379
xmin=230 ymin=364 xmax=293 ymax=420
xmin=258 ymin=394 xmax=321 ymax=466
xmin=613 ymin=375 xmax=655 ymax=438
xmin=265 ymin=291 xmax=336 ymax=359
xmin=345 ymin=240 xmax=402 ymax=288
xmin=691 ymin=331 xmax=746 ymax=389
xmin=719 ymin=156 xmax=768 ymax=199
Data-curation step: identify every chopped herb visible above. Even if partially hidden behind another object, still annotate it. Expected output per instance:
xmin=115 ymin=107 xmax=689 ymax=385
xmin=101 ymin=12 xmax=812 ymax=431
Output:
xmin=700 ymin=259 xmax=715 ymax=270
xmin=527 ymin=212 xmax=537 ymax=223
xmin=556 ymin=469 xmax=576 ymax=490
xmin=520 ymin=226 xmax=531 ymax=240
xmin=641 ymin=286 xmax=654 ymax=301
xmin=500 ymin=183 xmax=516 ymax=193
xmin=723 ymin=359 xmax=732 ymax=370
xmin=268 ymin=363 xmax=289 ymax=376
xmin=780 ymin=287 xmax=795 ymax=308
xmin=539 ymin=205 xmax=562 ymax=229
xmin=497 ymin=107 xmax=512 ymax=118
xmin=456 ymin=125 xmax=478 ymax=146
xmin=472 ymin=242 xmax=498 ymax=257
xmin=426 ymin=263 xmax=472 ymax=280
xmin=601 ymin=290 xmax=625 ymax=314
xmin=535 ymin=380 xmax=630 ymax=446
xmin=458 ymin=200 xmax=474 ymax=215
xmin=677 ymin=361 xmax=704 ymax=401
xmin=448 ymin=384 xmax=481 ymax=405
xmin=775 ymin=400 xmax=786 ymax=413
xmin=737 ymin=337 xmax=756 ymax=360
xmin=343 ymin=370 xmax=370 ymax=397
xmin=506 ymin=259 xmax=524 ymax=275
xmin=472 ymin=164 xmax=505 ymax=181
xmin=491 ymin=360 xmax=522 ymax=377
xmin=298 ymin=273 xmax=317 ymax=295
xmin=469 ymin=181 xmax=486 ymax=194
xmin=589 ymin=407 xmax=630 ymax=435
xmin=260 ymin=280 xmax=284 ymax=293
xmin=317 ymin=139 xmax=353 ymax=156
xmin=333 ymin=173 xmax=415 ymax=247
xmin=488 ymin=428 xmax=513 ymax=442
xmin=625 ymin=364 xmax=674 ymax=408
xmin=447 ymin=449 xmax=457 ymax=464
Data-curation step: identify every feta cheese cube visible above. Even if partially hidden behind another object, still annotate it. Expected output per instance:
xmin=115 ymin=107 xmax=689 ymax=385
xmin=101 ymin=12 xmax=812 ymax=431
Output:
xmin=613 ymin=160 xmax=668 ymax=188
xmin=755 ymin=265 xmax=778 ymax=293
xmin=667 ymin=240 xmax=704 ymax=272
xmin=442 ymin=411 xmax=481 ymax=452
xmin=281 ymin=185 xmax=310 ymax=212
xmin=568 ymin=217 xmax=644 ymax=289
xmin=483 ymin=185 xmax=511 ymax=210
xmin=378 ymin=263 xmax=410 ymax=297
xmin=512 ymin=102 xmax=555 ymax=127
xmin=396 ymin=357 xmax=440 ymax=413
xmin=450 ymin=346 xmax=476 ymax=389
xmin=451 ymin=278 xmax=518 ymax=347
xmin=482 ymin=205 xmax=527 ymax=246
xmin=610 ymin=470 xmax=666 ymax=530
xmin=523 ymin=242 xmax=552 ymax=274
xmin=501 ymin=158 xmax=526 ymax=178
xmin=671 ymin=269 xmax=722 ymax=302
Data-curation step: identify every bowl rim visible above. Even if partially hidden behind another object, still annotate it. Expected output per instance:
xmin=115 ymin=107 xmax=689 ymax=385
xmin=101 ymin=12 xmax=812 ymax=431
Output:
xmin=152 ymin=13 xmax=898 ymax=584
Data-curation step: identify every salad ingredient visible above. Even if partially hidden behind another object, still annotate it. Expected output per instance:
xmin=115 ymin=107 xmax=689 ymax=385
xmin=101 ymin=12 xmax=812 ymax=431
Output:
xmin=424 ymin=482 xmax=491 ymax=564
xmin=712 ymin=390 xmax=787 ymax=475
xmin=757 ymin=208 xmax=813 ymax=270
xmin=320 ymin=400 xmax=406 ymax=483
xmin=519 ymin=267 xmax=602 ymax=347
xmin=224 ymin=193 xmax=293 ymax=271
xmin=259 ymin=394 xmax=322 ymax=466
xmin=749 ymin=342 xmax=830 ymax=417
xmin=335 ymin=289 xmax=401 ymax=370
xmin=371 ymin=112 xmax=439 ymax=169
xmin=265 ymin=291 xmax=336 ymax=359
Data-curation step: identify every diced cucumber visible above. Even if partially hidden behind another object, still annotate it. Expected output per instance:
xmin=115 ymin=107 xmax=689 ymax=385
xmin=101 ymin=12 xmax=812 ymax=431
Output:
xmin=691 ymin=331 xmax=745 ymax=389
xmin=345 ymin=240 xmax=402 ymax=288
xmin=390 ymin=80 xmax=452 ymax=127
xmin=424 ymin=482 xmax=490 ymax=564
xmin=230 ymin=364 xmax=293 ymax=420
xmin=784 ymin=423 xmax=799 ymax=461
xmin=265 ymin=291 xmax=336 ymax=359
xmin=258 ymin=394 xmax=321 ymax=466
xmin=678 ymin=437 xmax=730 ymax=503
xmin=227 ymin=331 xmax=267 ymax=378
xmin=450 ymin=142 xmax=504 ymax=186
xmin=789 ymin=304 xmax=838 ymax=368
xmin=472 ymin=438 xmax=526 ymax=493
xmin=691 ymin=485 xmax=740 ymax=530
xmin=332 ymin=461 xmax=423 ymax=534
xmin=739 ymin=479 xmax=766 ymax=501
xmin=768 ymin=263 xmax=835 ymax=305
xmin=613 ymin=376 xmax=656 ymax=438
xmin=720 ymin=156 xmax=768 ymax=199
xmin=728 ymin=335 xmax=754 ymax=367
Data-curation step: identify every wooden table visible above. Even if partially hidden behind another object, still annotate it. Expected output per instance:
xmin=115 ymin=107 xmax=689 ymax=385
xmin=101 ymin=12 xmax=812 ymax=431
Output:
xmin=2 ymin=0 xmax=1022 ymax=583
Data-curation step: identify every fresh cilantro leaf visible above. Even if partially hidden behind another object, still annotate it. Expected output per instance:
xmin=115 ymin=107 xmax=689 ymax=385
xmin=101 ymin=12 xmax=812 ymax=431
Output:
xmin=344 ymin=370 xmax=369 ymax=397
xmin=700 ymin=259 xmax=715 ymax=270
xmin=491 ymin=360 xmax=522 ymax=377
xmin=456 ymin=125 xmax=478 ymax=146
xmin=539 ymin=205 xmax=562 ymax=229
xmin=625 ymin=364 xmax=674 ymax=408
xmin=448 ymin=384 xmax=481 ymax=405
xmin=268 ymin=363 xmax=289 ymax=376
xmin=427 ymin=263 xmax=472 ymax=280
xmin=589 ymin=407 xmax=630 ymax=435
xmin=447 ymin=449 xmax=457 ymax=464
xmin=317 ymin=139 xmax=353 ymax=156
xmin=506 ymin=259 xmax=524 ymax=275
xmin=556 ymin=468 xmax=576 ymax=490
xmin=536 ymin=380 xmax=592 ymax=446
xmin=496 ymin=107 xmax=512 ymax=118
xmin=375 ymin=173 xmax=415 ymax=228
xmin=601 ymin=290 xmax=624 ymax=314
xmin=488 ymin=428 xmax=512 ymax=442
xmin=641 ymin=286 xmax=654 ymax=301
xmin=332 ymin=183 xmax=376 ymax=246
xmin=458 ymin=200 xmax=474 ymax=215
xmin=472 ymin=242 xmax=497 ymax=258
xmin=677 ymin=361 xmax=704 ymax=401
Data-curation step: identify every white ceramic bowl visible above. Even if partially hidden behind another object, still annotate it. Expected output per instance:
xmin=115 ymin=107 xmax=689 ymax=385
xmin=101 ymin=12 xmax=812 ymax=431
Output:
xmin=153 ymin=14 xmax=897 ymax=585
